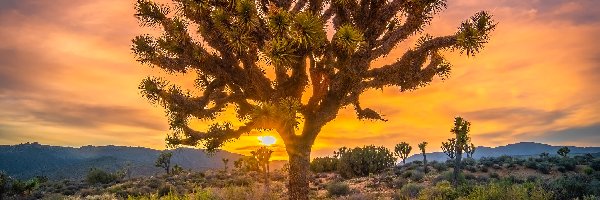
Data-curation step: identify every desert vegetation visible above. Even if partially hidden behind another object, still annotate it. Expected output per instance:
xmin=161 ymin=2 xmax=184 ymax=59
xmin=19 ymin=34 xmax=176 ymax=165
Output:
xmin=3 ymin=118 xmax=600 ymax=200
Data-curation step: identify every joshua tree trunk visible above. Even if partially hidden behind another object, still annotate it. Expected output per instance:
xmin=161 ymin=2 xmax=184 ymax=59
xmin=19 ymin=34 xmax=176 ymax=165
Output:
xmin=286 ymin=142 xmax=312 ymax=200
xmin=423 ymin=153 xmax=428 ymax=174
xmin=453 ymin=151 xmax=462 ymax=186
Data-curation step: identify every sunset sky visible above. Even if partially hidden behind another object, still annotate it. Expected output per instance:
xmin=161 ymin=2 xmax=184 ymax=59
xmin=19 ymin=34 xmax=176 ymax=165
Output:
xmin=1 ymin=0 xmax=599 ymax=160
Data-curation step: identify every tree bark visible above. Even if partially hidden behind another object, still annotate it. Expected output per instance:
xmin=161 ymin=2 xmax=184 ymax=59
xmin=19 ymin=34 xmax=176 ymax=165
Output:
xmin=453 ymin=152 xmax=462 ymax=186
xmin=423 ymin=153 xmax=428 ymax=174
xmin=287 ymin=143 xmax=311 ymax=200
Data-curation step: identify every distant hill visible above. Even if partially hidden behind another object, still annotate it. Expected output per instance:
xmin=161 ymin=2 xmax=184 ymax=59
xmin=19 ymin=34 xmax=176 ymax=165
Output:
xmin=0 ymin=142 xmax=256 ymax=180
xmin=406 ymin=142 xmax=600 ymax=163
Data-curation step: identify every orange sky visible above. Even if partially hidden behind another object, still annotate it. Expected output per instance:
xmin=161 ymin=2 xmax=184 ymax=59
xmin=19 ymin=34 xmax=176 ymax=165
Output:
xmin=0 ymin=0 xmax=599 ymax=160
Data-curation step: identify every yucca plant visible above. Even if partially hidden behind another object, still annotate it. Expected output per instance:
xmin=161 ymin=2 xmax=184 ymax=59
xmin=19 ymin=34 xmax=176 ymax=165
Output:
xmin=132 ymin=0 xmax=495 ymax=198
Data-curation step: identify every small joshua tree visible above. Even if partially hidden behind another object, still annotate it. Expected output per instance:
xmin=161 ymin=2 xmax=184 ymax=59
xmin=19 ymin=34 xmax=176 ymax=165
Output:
xmin=222 ymin=158 xmax=230 ymax=171
xmin=394 ymin=142 xmax=412 ymax=164
xmin=252 ymin=146 xmax=273 ymax=192
xmin=442 ymin=117 xmax=472 ymax=186
xmin=464 ymin=143 xmax=476 ymax=158
xmin=418 ymin=142 xmax=428 ymax=173
xmin=155 ymin=152 xmax=173 ymax=175
xmin=557 ymin=147 xmax=570 ymax=158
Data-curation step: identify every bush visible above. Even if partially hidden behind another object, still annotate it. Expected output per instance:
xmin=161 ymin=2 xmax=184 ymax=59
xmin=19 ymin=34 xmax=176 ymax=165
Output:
xmin=418 ymin=181 xmax=457 ymax=200
xmin=432 ymin=162 xmax=448 ymax=172
xmin=537 ymin=162 xmax=551 ymax=174
xmin=584 ymin=167 xmax=595 ymax=175
xmin=396 ymin=183 xmax=423 ymax=199
xmin=310 ymin=156 xmax=339 ymax=173
xmin=410 ymin=171 xmax=425 ymax=182
xmin=490 ymin=172 xmax=500 ymax=179
xmin=459 ymin=182 xmax=552 ymax=200
xmin=86 ymin=168 xmax=118 ymax=185
xmin=558 ymin=158 xmax=577 ymax=172
xmin=337 ymin=145 xmax=395 ymax=178
xmin=591 ymin=159 xmax=600 ymax=171
xmin=327 ymin=182 xmax=350 ymax=197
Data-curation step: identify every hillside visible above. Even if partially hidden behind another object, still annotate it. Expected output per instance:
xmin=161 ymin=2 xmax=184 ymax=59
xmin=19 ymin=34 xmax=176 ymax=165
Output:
xmin=0 ymin=142 xmax=244 ymax=180
xmin=406 ymin=142 xmax=600 ymax=163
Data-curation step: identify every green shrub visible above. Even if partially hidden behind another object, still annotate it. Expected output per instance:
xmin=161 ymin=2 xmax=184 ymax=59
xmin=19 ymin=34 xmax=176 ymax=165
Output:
xmin=410 ymin=171 xmax=425 ymax=182
xmin=490 ymin=172 xmax=500 ymax=179
xmin=310 ymin=156 xmax=339 ymax=173
xmin=432 ymin=162 xmax=448 ymax=172
xmin=418 ymin=181 xmax=457 ymax=199
xmin=396 ymin=183 xmax=423 ymax=199
xmin=584 ymin=167 xmax=595 ymax=175
xmin=327 ymin=182 xmax=350 ymax=197
xmin=458 ymin=182 xmax=552 ymax=200
xmin=337 ymin=145 xmax=395 ymax=178
xmin=537 ymin=162 xmax=551 ymax=174
xmin=591 ymin=159 xmax=600 ymax=171
xmin=558 ymin=158 xmax=577 ymax=172
xmin=86 ymin=168 xmax=119 ymax=185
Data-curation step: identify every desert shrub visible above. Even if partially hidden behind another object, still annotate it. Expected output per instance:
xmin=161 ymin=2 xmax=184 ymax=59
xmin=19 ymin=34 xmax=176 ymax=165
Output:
xmin=466 ymin=165 xmax=477 ymax=173
xmin=432 ymin=162 xmax=448 ymax=172
xmin=10 ymin=178 xmax=39 ymax=196
xmin=578 ymin=195 xmax=600 ymax=200
xmin=327 ymin=182 xmax=350 ymax=197
xmin=337 ymin=145 xmax=395 ymax=178
xmin=591 ymin=159 xmax=600 ymax=171
xmin=479 ymin=166 xmax=489 ymax=173
xmin=418 ymin=180 xmax=457 ymax=199
xmin=462 ymin=158 xmax=476 ymax=167
xmin=585 ymin=167 xmax=595 ymax=175
xmin=525 ymin=161 xmax=538 ymax=170
xmin=0 ymin=171 xmax=9 ymax=197
xmin=492 ymin=164 xmax=502 ymax=169
xmin=402 ymin=170 xmax=413 ymax=179
xmin=490 ymin=172 xmax=500 ymax=179
xmin=410 ymin=171 xmax=425 ymax=182
xmin=547 ymin=173 xmax=600 ymax=200
xmin=558 ymin=158 xmax=577 ymax=172
xmin=86 ymin=168 xmax=118 ymax=185
xmin=458 ymin=182 xmax=552 ymax=200
xmin=396 ymin=183 xmax=423 ymax=199
xmin=310 ymin=156 xmax=339 ymax=173
xmin=339 ymin=193 xmax=377 ymax=200
xmin=537 ymin=162 xmax=551 ymax=174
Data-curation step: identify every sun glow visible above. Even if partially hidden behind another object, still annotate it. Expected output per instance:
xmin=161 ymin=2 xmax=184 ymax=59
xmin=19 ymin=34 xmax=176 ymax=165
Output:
xmin=257 ymin=136 xmax=276 ymax=146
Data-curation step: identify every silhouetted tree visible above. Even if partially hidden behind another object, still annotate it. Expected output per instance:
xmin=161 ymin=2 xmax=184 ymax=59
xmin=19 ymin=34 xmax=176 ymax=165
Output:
xmin=132 ymin=0 xmax=495 ymax=198
xmin=557 ymin=147 xmax=570 ymax=158
xmin=222 ymin=158 xmax=230 ymax=171
xmin=465 ymin=143 xmax=476 ymax=158
xmin=418 ymin=142 xmax=428 ymax=173
xmin=155 ymin=152 xmax=173 ymax=174
xmin=252 ymin=146 xmax=273 ymax=193
xmin=394 ymin=142 xmax=412 ymax=164
xmin=448 ymin=116 xmax=471 ymax=186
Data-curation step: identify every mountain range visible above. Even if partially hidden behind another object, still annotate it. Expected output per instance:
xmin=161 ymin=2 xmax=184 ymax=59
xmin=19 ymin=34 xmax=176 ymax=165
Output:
xmin=405 ymin=142 xmax=600 ymax=163
xmin=0 ymin=142 xmax=246 ymax=180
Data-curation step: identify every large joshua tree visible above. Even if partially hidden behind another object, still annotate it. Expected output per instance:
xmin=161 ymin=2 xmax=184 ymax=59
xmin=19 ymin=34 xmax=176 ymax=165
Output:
xmin=132 ymin=0 xmax=495 ymax=198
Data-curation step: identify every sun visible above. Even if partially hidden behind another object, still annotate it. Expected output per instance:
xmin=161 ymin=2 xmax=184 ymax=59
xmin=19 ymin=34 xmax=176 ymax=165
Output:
xmin=257 ymin=136 xmax=276 ymax=146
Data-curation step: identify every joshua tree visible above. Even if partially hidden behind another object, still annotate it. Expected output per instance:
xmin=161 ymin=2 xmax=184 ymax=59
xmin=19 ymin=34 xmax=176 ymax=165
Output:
xmin=441 ymin=138 xmax=456 ymax=160
xmin=418 ymin=142 xmax=428 ymax=173
xmin=447 ymin=116 xmax=471 ymax=186
xmin=465 ymin=143 xmax=476 ymax=158
xmin=132 ymin=0 xmax=495 ymax=198
xmin=155 ymin=152 xmax=173 ymax=174
xmin=557 ymin=147 xmax=570 ymax=158
xmin=394 ymin=142 xmax=412 ymax=164
xmin=539 ymin=152 xmax=550 ymax=159
xmin=252 ymin=146 xmax=273 ymax=193
xmin=222 ymin=158 xmax=230 ymax=171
